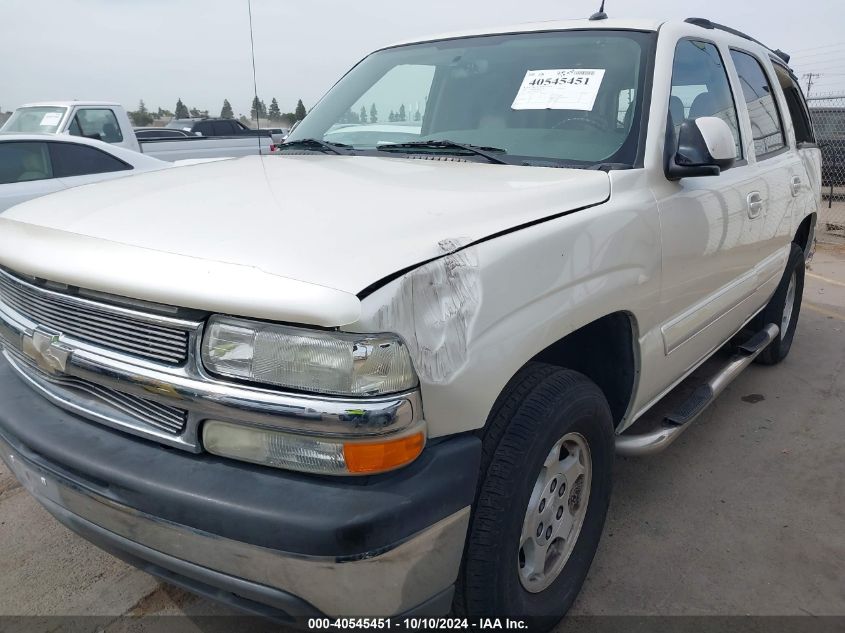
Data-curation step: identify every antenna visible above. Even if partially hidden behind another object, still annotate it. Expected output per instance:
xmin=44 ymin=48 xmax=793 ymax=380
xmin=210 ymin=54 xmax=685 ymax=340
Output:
xmin=247 ymin=0 xmax=263 ymax=154
xmin=589 ymin=0 xmax=608 ymax=20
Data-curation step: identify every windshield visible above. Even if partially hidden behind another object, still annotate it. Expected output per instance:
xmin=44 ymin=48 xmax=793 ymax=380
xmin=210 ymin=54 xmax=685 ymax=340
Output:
xmin=1 ymin=106 xmax=67 ymax=134
xmin=288 ymin=30 xmax=653 ymax=166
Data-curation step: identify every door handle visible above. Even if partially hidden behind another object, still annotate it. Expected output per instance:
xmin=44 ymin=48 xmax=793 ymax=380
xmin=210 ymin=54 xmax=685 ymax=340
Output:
xmin=747 ymin=191 xmax=764 ymax=219
xmin=790 ymin=176 xmax=802 ymax=197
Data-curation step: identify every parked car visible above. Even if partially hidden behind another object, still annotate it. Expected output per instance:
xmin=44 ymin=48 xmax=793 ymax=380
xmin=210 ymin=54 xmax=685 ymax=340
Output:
xmin=133 ymin=127 xmax=196 ymax=140
xmin=810 ymin=107 xmax=845 ymax=188
xmin=265 ymin=127 xmax=289 ymax=144
xmin=0 ymin=16 xmax=820 ymax=629
xmin=0 ymin=134 xmax=172 ymax=212
xmin=167 ymin=117 xmax=274 ymax=140
xmin=1 ymin=102 xmax=272 ymax=160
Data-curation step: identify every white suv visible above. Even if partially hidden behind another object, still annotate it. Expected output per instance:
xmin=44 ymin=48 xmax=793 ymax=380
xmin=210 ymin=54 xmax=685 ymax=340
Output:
xmin=0 ymin=16 xmax=820 ymax=629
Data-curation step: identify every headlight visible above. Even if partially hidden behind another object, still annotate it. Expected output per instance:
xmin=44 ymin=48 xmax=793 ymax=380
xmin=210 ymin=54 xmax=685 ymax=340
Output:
xmin=201 ymin=316 xmax=418 ymax=396
xmin=203 ymin=420 xmax=426 ymax=475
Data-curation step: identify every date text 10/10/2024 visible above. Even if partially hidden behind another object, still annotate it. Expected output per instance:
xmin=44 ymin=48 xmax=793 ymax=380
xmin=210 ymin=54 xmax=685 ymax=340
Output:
xmin=307 ymin=618 xmax=529 ymax=630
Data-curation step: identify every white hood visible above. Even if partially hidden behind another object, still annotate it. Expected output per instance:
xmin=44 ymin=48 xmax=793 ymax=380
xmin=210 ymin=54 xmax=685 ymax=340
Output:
xmin=0 ymin=155 xmax=609 ymax=326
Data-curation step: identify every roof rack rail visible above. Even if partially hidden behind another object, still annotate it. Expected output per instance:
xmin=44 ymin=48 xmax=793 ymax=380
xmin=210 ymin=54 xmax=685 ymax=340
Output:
xmin=684 ymin=17 xmax=790 ymax=64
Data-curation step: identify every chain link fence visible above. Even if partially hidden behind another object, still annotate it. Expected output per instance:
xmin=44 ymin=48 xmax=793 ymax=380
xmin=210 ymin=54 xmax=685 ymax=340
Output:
xmin=809 ymin=93 xmax=845 ymax=242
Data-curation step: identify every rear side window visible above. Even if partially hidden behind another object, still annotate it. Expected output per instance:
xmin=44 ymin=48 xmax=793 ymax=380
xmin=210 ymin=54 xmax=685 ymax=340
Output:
xmin=729 ymin=50 xmax=786 ymax=158
xmin=772 ymin=63 xmax=815 ymax=145
xmin=669 ymin=40 xmax=742 ymax=159
xmin=68 ymin=108 xmax=124 ymax=144
xmin=193 ymin=121 xmax=215 ymax=136
xmin=48 ymin=143 xmax=132 ymax=178
xmin=212 ymin=120 xmax=236 ymax=135
xmin=0 ymin=142 xmax=52 ymax=184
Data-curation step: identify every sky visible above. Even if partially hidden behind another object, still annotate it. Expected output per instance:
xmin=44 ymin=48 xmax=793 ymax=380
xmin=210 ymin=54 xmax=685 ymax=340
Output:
xmin=2 ymin=0 xmax=845 ymax=117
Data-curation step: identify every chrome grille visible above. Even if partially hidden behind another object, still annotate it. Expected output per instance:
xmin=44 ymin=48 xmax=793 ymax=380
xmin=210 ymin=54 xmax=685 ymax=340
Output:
xmin=0 ymin=268 xmax=190 ymax=365
xmin=3 ymin=344 xmax=188 ymax=435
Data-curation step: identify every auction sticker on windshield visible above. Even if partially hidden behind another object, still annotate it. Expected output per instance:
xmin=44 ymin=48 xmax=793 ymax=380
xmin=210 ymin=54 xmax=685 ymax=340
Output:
xmin=511 ymin=69 xmax=605 ymax=111
xmin=40 ymin=112 xmax=63 ymax=127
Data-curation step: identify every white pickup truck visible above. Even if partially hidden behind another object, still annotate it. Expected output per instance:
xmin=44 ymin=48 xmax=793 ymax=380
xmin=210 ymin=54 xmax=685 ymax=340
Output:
xmin=0 ymin=101 xmax=272 ymax=161
xmin=0 ymin=16 xmax=820 ymax=629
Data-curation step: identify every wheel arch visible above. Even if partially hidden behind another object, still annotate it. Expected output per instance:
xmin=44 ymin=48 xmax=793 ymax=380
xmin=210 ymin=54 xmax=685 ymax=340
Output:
xmin=794 ymin=212 xmax=816 ymax=259
xmin=484 ymin=311 xmax=640 ymax=433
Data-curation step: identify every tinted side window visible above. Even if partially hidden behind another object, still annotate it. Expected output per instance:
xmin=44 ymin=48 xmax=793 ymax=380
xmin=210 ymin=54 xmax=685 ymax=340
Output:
xmin=0 ymin=142 xmax=52 ymax=184
xmin=670 ymin=40 xmax=742 ymax=159
xmin=772 ymin=63 xmax=815 ymax=145
xmin=193 ymin=121 xmax=215 ymax=136
xmin=729 ymin=50 xmax=785 ymax=157
xmin=68 ymin=108 xmax=124 ymax=144
xmin=212 ymin=121 xmax=235 ymax=135
xmin=49 ymin=143 xmax=132 ymax=178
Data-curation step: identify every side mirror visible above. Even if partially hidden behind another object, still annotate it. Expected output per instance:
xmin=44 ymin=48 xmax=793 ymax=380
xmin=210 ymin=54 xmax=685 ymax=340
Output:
xmin=667 ymin=116 xmax=736 ymax=180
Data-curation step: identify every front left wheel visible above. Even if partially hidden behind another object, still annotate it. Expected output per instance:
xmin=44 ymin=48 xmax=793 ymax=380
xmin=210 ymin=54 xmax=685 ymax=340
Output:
xmin=454 ymin=364 xmax=614 ymax=631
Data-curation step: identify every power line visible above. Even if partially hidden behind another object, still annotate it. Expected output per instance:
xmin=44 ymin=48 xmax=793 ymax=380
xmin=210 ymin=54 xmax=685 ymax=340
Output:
xmin=790 ymin=41 xmax=845 ymax=54
xmin=803 ymin=72 xmax=822 ymax=96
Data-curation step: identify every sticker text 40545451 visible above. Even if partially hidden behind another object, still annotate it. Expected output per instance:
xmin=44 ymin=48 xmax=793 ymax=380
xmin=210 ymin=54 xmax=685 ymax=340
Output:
xmin=511 ymin=68 xmax=606 ymax=111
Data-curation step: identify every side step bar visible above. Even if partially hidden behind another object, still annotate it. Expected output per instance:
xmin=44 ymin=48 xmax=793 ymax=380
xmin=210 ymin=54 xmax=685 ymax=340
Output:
xmin=615 ymin=323 xmax=779 ymax=457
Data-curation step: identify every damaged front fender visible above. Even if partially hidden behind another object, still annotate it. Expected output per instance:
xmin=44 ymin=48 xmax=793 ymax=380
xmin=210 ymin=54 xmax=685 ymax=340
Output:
xmin=368 ymin=239 xmax=482 ymax=384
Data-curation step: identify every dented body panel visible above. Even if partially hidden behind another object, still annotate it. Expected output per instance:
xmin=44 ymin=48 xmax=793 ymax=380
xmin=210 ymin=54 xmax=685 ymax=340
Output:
xmin=355 ymin=169 xmax=662 ymax=437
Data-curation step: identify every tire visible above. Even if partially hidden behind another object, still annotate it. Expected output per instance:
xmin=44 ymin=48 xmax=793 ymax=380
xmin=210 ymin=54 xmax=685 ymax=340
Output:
xmin=454 ymin=363 xmax=614 ymax=631
xmin=753 ymin=243 xmax=805 ymax=365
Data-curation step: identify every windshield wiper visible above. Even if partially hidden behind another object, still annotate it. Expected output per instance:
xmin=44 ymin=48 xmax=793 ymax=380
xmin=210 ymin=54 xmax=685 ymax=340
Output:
xmin=278 ymin=138 xmax=354 ymax=155
xmin=377 ymin=140 xmax=514 ymax=165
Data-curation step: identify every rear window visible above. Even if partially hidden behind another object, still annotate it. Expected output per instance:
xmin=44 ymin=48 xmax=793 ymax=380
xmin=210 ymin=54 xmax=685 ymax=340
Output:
xmin=729 ymin=50 xmax=786 ymax=157
xmin=772 ymin=63 xmax=815 ymax=145
xmin=1 ymin=107 xmax=67 ymax=134
xmin=48 ymin=143 xmax=131 ymax=178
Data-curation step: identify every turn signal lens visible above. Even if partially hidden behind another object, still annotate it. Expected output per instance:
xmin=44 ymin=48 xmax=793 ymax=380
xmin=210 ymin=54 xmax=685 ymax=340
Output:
xmin=203 ymin=419 xmax=425 ymax=475
xmin=343 ymin=432 xmax=426 ymax=474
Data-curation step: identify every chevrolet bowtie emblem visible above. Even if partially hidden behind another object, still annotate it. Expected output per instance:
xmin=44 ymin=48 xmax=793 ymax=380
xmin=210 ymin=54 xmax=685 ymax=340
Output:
xmin=22 ymin=328 xmax=72 ymax=375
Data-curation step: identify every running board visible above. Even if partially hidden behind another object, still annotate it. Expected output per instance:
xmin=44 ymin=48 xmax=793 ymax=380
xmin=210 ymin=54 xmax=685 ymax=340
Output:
xmin=615 ymin=323 xmax=780 ymax=457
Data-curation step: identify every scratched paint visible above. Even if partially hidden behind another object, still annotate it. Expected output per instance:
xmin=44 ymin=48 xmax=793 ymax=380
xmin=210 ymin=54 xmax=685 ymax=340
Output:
xmin=374 ymin=239 xmax=481 ymax=383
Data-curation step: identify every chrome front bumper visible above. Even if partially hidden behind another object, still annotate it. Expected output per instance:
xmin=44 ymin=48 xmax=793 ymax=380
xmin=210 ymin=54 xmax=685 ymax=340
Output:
xmin=0 ymin=352 xmax=480 ymax=617
xmin=1 ymin=432 xmax=468 ymax=616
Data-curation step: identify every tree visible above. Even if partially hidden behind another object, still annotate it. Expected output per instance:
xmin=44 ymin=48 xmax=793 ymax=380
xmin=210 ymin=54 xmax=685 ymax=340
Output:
xmin=359 ymin=105 xmax=368 ymax=124
xmin=370 ymin=103 xmax=378 ymax=124
xmin=157 ymin=107 xmax=173 ymax=118
xmin=238 ymin=115 xmax=251 ymax=128
xmin=388 ymin=110 xmax=396 ymax=122
xmin=398 ymin=104 xmax=407 ymax=122
xmin=414 ymin=109 xmax=422 ymax=122
xmin=294 ymin=99 xmax=307 ymax=121
xmin=250 ymin=96 xmax=267 ymax=121
xmin=268 ymin=98 xmax=281 ymax=122
xmin=220 ymin=99 xmax=234 ymax=119
xmin=174 ymin=98 xmax=189 ymax=119
xmin=129 ymin=100 xmax=154 ymax=126
xmin=189 ymin=107 xmax=202 ymax=118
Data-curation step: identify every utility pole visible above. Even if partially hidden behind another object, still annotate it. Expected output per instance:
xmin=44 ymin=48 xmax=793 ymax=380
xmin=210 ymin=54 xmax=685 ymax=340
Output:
xmin=803 ymin=73 xmax=821 ymax=97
